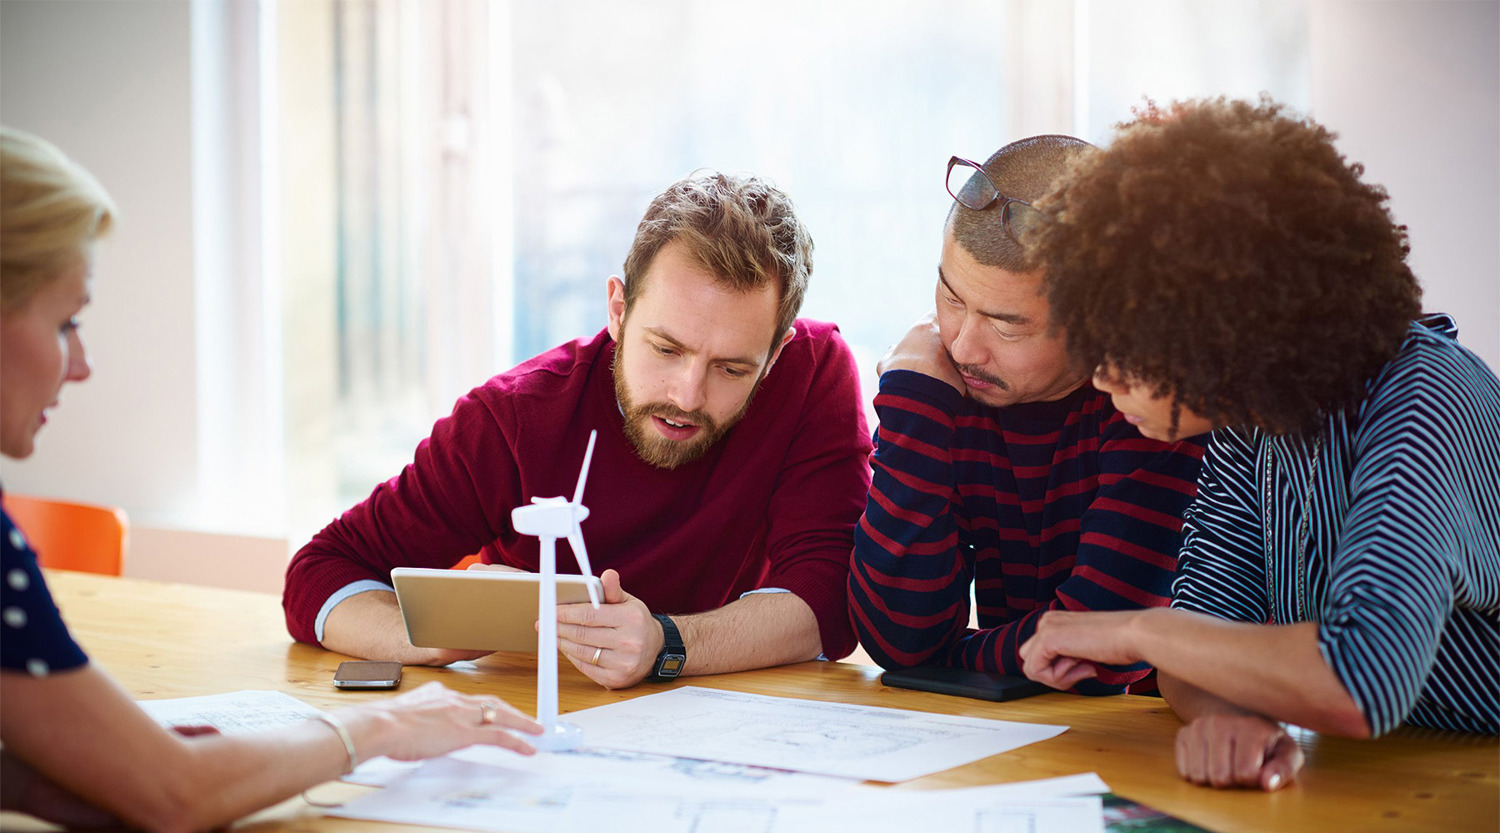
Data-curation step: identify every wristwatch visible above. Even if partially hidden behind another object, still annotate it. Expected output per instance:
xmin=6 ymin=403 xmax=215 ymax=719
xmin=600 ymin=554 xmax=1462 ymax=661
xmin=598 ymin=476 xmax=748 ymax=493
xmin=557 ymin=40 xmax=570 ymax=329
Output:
xmin=649 ymin=614 xmax=686 ymax=681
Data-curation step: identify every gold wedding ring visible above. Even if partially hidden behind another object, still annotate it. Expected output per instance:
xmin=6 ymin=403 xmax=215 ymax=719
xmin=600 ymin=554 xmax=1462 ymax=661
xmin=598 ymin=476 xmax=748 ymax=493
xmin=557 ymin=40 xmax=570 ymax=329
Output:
xmin=590 ymin=646 xmax=603 ymax=666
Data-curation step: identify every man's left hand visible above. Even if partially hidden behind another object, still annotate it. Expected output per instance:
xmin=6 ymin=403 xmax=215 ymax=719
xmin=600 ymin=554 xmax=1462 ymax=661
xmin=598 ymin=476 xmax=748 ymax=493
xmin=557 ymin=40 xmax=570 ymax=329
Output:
xmin=556 ymin=569 xmax=665 ymax=689
xmin=1018 ymin=609 xmax=1151 ymax=689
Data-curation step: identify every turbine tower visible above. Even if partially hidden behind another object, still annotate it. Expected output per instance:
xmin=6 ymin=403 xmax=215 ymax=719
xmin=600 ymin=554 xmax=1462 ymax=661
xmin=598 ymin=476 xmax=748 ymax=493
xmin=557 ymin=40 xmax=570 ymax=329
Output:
xmin=510 ymin=429 xmax=601 ymax=750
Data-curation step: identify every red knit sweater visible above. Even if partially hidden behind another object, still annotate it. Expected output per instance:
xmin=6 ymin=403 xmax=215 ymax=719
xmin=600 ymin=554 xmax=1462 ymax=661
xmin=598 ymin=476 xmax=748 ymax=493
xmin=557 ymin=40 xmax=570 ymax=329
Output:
xmin=282 ymin=321 xmax=872 ymax=658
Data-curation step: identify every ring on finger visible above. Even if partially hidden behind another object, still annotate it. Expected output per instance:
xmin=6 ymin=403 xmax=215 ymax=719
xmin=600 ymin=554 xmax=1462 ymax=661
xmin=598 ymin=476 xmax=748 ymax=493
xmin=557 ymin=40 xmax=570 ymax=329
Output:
xmin=590 ymin=646 xmax=603 ymax=666
xmin=479 ymin=703 xmax=498 ymax=725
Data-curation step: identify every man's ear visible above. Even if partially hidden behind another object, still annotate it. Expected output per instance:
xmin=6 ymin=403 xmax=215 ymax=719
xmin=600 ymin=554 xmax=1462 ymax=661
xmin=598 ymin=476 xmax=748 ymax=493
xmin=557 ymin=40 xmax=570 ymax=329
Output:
xmin=763 ymin=327 xmax=796 ymax=376
xmin=606 ymin=276 xmax=627 ymax=341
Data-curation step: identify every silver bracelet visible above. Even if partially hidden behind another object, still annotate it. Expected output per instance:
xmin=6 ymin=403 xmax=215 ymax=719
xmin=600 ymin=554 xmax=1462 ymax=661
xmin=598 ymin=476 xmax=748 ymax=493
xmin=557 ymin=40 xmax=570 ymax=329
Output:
xmin=313 ymin=713 xmax=358 ymax=775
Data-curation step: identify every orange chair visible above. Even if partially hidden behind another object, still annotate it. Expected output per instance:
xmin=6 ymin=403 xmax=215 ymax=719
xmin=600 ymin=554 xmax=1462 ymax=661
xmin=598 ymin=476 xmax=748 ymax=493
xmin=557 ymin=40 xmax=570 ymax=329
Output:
xmin=1 ymin=493 xmax=129 ymax=576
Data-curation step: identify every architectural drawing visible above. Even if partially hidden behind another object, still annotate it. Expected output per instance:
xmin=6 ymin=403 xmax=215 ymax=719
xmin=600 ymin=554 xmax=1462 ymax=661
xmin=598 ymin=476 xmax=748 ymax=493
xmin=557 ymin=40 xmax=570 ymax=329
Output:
xmin=567 ymin=687 xmax=1067 ymax=781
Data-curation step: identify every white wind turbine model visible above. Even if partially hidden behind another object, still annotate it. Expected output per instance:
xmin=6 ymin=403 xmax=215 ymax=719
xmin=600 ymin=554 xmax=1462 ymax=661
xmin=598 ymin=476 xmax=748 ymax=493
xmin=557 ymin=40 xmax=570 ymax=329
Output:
xmin=510 ymin=429 xmax=602 ymax=751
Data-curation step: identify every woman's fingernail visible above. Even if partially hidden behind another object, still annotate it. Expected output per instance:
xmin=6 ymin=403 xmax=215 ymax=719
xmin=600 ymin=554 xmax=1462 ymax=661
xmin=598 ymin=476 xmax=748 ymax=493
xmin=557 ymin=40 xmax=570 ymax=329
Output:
xmin=1267 ymin=773 xmax=1282 ymax=790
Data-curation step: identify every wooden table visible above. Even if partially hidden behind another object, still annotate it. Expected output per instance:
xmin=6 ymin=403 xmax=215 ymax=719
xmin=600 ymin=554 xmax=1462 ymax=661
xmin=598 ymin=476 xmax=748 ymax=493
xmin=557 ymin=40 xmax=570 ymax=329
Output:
xmin=19 ymin=572 xmax=1497 ymax=832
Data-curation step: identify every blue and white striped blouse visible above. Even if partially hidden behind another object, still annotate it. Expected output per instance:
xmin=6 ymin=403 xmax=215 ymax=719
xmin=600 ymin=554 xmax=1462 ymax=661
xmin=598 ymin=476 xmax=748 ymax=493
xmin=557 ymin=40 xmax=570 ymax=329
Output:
xmin=1173 ymin=315 xmax=1499 ymax=736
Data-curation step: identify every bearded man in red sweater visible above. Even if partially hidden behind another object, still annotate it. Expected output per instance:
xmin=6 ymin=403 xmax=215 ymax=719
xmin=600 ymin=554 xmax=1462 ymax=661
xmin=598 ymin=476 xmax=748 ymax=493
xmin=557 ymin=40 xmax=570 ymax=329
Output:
xmin=284 ymin=173 xmax=872 ymax=689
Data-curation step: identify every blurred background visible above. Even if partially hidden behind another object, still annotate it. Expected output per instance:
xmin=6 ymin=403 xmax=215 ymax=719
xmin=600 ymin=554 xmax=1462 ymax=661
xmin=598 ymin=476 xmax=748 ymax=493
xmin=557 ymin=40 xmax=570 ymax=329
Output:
xmin=1 ymin=0 xmax=1495 ymax=591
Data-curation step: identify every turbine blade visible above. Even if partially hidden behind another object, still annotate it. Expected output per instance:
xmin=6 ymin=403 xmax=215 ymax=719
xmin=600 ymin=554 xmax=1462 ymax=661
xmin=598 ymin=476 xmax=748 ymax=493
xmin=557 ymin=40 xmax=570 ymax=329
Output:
xmin=567 ymin=531 xmax=601 ymax=608
xmin=572 ymin=430 xmax=599 ymax=505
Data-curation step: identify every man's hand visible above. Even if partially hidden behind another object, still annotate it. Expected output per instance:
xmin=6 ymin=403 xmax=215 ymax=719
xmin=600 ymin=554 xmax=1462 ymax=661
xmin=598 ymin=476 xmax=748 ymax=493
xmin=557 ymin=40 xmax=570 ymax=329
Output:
xmin=878 ymin=313 xmax=964 ymax=394
xmin=321 ymin=588 xmax=492 ymax=667
xmin=1018 ymin=609 xmax=1152 ymax=690
xmin=1176 ymin=712 xmax=1304 ymax=791
xmin=555 ymin=569 xmax=664 ymax=689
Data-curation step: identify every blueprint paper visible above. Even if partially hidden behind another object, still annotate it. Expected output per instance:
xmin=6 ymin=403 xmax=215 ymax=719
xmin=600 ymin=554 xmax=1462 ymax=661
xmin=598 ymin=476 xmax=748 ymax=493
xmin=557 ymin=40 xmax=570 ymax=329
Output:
xmin=135 ymin=689 xmax=421 ymax=785
xmin=137 ymin=690 xmax=323 ymax=734
xmin=333 ymin=757 xmax=1105 ymax=833
xmin=563 ymin=686 xmax=1068 ymax=781
xmin=333 ymin=750 xmax=859 ymax=833
xmin=449 ymin=744 xmax=853 ymax=797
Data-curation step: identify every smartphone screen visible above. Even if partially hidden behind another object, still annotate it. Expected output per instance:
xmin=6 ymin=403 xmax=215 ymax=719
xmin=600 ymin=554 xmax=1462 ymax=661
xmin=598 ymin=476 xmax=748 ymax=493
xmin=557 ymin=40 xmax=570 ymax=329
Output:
xmin=881 ymin=665 xmax=1051 ymax=702
xmin=333 ymin=660 xmax=403 ymax=690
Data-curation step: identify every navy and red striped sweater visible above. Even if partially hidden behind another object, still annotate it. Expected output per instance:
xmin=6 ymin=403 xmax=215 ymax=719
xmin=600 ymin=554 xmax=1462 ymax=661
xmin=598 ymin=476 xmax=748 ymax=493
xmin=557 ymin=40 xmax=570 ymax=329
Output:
xmin=850 ymin=370 xmax=1204 ymax=694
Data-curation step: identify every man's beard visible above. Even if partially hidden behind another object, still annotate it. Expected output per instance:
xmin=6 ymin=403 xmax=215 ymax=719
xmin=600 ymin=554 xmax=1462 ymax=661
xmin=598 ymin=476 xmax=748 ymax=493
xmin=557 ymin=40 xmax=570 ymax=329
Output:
xmin=612 ymin=340 xmax=764 ymax=470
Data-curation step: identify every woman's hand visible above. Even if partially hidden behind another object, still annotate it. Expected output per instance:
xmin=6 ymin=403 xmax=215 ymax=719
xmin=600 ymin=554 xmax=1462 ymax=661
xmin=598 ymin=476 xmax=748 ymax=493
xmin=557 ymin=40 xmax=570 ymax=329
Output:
xmin=1175 ymin=711 xmax=1304 ymax=791
xmin=1018 ymin=609 xmax=1151 ymax=689
xmin=339 ymin=681 xmax=543 ymax=763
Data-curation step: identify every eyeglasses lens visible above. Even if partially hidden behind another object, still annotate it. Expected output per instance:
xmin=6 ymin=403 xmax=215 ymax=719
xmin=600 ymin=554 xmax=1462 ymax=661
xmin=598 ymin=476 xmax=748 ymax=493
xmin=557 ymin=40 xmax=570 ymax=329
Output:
xmin=947 ymin=160 xmax=995 ymax=211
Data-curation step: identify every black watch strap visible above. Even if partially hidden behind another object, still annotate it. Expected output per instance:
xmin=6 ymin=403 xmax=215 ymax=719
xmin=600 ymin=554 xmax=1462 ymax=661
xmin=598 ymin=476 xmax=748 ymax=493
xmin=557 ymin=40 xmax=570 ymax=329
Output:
xmin=649 ymin=614 xmax=686 ymax=681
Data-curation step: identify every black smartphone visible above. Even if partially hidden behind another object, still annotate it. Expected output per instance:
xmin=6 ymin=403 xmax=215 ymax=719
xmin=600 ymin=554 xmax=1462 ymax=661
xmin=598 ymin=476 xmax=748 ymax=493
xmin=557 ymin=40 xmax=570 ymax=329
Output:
xmin=333 ymin=660 xmax=403 ymax=690
xmin=881 ymin=665 xmax=1051 ymax=702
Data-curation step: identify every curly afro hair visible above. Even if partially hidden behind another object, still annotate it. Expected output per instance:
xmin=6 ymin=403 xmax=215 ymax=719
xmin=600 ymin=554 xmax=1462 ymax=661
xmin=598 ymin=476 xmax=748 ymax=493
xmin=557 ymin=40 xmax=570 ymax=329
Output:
xmin=1029 ymin=96 xmax=1422 ymax=436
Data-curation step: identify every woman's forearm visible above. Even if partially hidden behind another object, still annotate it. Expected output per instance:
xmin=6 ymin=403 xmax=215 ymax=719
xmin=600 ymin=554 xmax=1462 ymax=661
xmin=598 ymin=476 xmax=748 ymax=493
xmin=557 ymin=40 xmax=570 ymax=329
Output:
xmin=1131 ymin=611 xmax=1370 ymax=736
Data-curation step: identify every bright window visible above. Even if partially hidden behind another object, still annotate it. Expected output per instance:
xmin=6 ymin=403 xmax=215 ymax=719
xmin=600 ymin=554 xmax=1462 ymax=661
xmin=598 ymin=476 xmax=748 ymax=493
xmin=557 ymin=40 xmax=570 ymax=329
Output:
xmin=278 ymin=0 xmax=1308 ymax=543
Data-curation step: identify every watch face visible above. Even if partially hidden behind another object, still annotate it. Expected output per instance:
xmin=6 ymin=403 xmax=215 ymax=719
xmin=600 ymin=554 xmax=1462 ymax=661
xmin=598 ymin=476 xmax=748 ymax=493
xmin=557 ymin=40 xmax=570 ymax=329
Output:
xmin=656 ymin=653 xmax=686 ymax=678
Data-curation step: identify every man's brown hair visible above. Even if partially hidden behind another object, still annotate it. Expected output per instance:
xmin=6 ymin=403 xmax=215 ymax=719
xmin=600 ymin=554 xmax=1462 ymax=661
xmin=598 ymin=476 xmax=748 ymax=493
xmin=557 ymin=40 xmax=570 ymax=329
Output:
xmin=622 ymin=172 xmax=813 ymax=344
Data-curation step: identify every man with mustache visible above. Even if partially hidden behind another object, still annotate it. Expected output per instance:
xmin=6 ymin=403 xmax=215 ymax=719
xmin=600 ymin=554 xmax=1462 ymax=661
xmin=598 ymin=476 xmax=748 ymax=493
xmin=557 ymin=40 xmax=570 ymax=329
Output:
xmin=284 ymin=173 xmax=872 ymax=689
xmin=848 ymin=137 xmax=1204 ymax=694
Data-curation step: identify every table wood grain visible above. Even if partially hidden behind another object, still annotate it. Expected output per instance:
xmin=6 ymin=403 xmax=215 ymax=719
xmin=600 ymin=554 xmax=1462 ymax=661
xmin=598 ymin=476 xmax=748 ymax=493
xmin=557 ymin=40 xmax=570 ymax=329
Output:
xmin=14 ymin=571 xmax=1494 ymax=833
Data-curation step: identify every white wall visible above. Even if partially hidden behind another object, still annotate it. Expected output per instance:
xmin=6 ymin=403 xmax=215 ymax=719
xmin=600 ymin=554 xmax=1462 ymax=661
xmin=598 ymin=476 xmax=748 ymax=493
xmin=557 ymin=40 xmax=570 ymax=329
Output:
xmin=0 ymin=1 xmax=201 ymax=521
xmin=0 ymin=0 xmax=288 ymax=588
xmin=1310 ymin=0 xmax=1500 ymax=371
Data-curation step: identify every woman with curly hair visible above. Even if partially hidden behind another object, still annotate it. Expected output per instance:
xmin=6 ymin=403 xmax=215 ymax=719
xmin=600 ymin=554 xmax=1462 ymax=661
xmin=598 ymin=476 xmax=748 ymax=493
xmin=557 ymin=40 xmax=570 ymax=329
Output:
xmin=1015 ymin=98 xmax=1499 ymax=791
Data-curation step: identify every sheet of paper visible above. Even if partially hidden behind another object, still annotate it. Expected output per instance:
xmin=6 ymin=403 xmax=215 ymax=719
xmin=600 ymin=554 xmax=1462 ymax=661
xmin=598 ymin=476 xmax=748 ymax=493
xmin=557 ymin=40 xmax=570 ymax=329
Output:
xmin=450 ymin=744 xmax=850 ymax=797
xmin=334 ymin=756 xmax=1106 ymax=833
xmin=334 ymin=749 xmax=859 ymax=833
xmin=135 ymin=689 xmax=419 ymax=786
xmin=563 ymin=686 xmax=1068 ymax=782
xmin=137 ymin=689 xmax=322 ymax=733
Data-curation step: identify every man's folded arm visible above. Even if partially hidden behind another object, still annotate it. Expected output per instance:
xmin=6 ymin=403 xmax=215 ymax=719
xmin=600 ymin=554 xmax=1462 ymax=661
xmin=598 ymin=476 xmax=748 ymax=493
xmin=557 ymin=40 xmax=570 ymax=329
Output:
xmin=945 ymin=420 xmax=1203 ymax=693
xmin=849 ymin=369 xmax=973 ymax=669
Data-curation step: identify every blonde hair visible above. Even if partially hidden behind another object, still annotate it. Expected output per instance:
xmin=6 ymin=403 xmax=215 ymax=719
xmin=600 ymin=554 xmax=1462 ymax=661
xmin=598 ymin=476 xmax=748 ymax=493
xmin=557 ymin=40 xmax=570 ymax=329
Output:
xmin=1 ymin=126 xmax=116 ymax=313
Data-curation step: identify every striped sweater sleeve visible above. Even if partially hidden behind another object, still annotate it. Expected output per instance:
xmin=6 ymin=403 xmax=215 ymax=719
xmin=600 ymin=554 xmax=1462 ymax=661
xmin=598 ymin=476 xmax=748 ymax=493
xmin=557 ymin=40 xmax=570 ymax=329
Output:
xmin=1321 ymin=345 xmax=1500 ymax=736
xmin=850 ymin=371 xmax=1203 ymax=693
xmin=850 ymin=371 xmax=971 ymax=669
xmin=1029 ymin=414 xmax=1203 ymax=694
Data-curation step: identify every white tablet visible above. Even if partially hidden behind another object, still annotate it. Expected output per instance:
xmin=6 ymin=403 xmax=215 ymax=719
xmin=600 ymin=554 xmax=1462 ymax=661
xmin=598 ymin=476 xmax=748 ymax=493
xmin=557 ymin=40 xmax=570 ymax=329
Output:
xmin=391 ymin=567 xmax=603 ymax=653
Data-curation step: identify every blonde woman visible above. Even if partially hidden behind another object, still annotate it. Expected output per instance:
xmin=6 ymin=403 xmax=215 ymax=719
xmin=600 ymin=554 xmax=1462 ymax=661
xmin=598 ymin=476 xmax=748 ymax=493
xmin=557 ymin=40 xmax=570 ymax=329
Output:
xmin=0 ymin=126 xmax=542 ymax=831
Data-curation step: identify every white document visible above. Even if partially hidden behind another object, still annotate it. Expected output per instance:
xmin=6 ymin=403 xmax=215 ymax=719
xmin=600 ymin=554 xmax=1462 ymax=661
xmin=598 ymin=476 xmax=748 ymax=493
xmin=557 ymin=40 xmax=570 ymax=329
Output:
xmin=563 ymin=686 xmax=1068 ymax=782
xmin=137 ymin=689 xmax=322 ymax=733
xmin=135 ymin=689 xmax=419 ymax=786
xmin=450 ymin=744 xmax=850 ymax=798
xmin=334 ymin=748 xmax=859 ymax=833
xmin=334 ymin=756 xmax=1107 ymax=833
